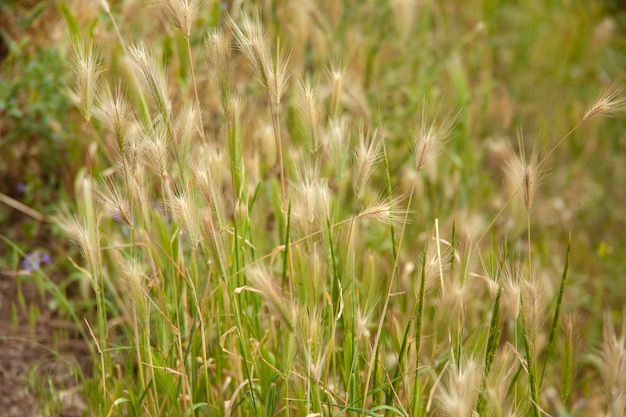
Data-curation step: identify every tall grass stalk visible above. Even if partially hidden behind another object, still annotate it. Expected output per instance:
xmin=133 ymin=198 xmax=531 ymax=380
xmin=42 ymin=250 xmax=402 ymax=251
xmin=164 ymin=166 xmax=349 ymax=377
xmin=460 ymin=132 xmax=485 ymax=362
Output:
xmin=476 ymin=286 xmax=503 ymax=414
xmin=540 ymin=236 xmax=571 ymax=386
xmin=411 ymin=249 xmax=428 ymax=417
xmin=361 ymin=176 xmax=415 ymax=415
xmin=54 ymin=2 xmax=626 ymax=416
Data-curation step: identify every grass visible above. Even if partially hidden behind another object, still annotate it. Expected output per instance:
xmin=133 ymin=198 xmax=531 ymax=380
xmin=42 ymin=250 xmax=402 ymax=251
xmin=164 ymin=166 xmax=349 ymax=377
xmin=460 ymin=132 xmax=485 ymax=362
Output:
xmin=1 ymin=0 xmax=626 ymax=416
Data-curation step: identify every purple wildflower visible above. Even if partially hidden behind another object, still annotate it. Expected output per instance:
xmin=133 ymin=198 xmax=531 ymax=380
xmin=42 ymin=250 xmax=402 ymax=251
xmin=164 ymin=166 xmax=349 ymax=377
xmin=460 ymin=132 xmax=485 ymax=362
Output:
xmin=22 ymin=250 xmax=52 ymax=272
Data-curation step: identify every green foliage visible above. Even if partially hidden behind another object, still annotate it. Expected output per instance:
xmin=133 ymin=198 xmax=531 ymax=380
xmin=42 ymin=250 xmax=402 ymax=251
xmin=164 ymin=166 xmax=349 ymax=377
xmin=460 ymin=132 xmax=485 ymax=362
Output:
xmin=0 ymin=44 xmax=78 ymax=208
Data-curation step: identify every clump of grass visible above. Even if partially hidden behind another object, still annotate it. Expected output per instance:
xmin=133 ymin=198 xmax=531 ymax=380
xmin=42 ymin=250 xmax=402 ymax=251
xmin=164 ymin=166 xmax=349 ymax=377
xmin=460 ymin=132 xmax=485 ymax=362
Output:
xmin=53 ymin=1 xmax=626 ymax=416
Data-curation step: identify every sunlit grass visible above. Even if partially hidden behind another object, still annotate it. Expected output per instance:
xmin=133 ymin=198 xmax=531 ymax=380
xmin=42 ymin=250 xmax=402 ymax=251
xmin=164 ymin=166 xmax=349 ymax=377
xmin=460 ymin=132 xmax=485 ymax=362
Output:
xmin=1 ymin=0 xmax=625 ymax=416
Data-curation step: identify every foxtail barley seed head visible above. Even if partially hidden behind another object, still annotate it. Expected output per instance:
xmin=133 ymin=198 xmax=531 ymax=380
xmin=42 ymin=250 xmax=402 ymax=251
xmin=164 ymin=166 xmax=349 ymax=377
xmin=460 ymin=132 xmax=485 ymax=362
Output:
xmin=412 ymin=106 xmax=457 ymax=172
xmin=56 ymin=213 xmax=98 ymax=282
xmin=501 ymin=262 xmax=522 ymax=321
xmin=191 ymin=144 xmax=228 ymax=210
xmin=438 ymin=356 xmax=482 ymax=417
xmin=205 ymin=28 xmax=232 ymax=72
xmin=471 ymin=270 xmax=500 ymax=300
xmin=174 ymin=105 xmax=200 ymax=155
xmin=520 ymin=278 xmax=546 ymax=343
xmin=268 ymin=41 xmax=290 ymax=107
xmin=485 ymin=343 xmax=519 ymax=414
xmin=296 ymin=79 xmax=322 ymax=154
xmin=153 ymin=0 xmax=198 ymax=38
xmin=119 ymin=259 xmax=147 ymax=321
xmin=328 ymin=62 xmax=344 ymax=119
xmin=583 ymin=82 xmax=626 ymax=121
xmin=244 ymin=266 xmax=294 ymax=331
xmin=354 ymin=303 xmax=373 ymax=340
xmin=292 ymin=165 xmax=331 ymax=235
xmin=71 ymin=37 xmax=103 ymax=122
xmin=504 ymin=132 xmax=543 ymax=211
xmin=205 ymin=28 xmax=233 ymax=111
xmin=295 ymin=306 xmax=327 ymax=382
xmin=57 ymin=178 xmax=101 ymax=281
xmin=435 ymin=278 xmax=468 ymax=319
xmin=594 ymin=314 xmax=626 ymax=396
xmin=96 ymin=84 xmax=134 ymax=162
xmin=167 ymin=187 xmax=203 ymax=248
xmin=141 ymin=120 xmax=170 ymax=178
xmin=420 ymin=243 xmax=453 ymax=294
xmin=97 ymin=179 xmax=133 ymax=228
xmin=356 ymin=192 xmax=408 ymax=226
xmin=321 ymin=117 xmax=347 ymax=165
xmin=352 ymin=124 xmax=385 ymax=200
xmin=227 ymin=11 xmax=272 ymax=87
xmin=129 ymin=42 xmax=171 ymax=120
xmin=228 ymin=11 xmax=290 ymax=105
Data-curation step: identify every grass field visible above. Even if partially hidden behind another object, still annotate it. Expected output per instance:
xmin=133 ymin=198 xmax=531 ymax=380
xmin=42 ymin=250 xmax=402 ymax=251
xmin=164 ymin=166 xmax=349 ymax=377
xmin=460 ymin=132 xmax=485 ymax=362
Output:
xmin=1 ymin=0 xmax=626 ymax=416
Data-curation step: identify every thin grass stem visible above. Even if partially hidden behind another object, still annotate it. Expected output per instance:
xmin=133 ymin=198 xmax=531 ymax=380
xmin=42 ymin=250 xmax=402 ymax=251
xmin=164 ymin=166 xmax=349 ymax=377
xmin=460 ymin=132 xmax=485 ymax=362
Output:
xmin=540 ymin=236 xmax=571 ymax=387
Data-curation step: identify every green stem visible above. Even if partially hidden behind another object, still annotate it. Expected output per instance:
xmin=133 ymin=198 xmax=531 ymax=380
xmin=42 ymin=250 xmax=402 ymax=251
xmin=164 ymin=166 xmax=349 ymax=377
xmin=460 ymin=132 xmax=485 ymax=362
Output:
xmin=540 ymin=237 xmax=571 ymax=387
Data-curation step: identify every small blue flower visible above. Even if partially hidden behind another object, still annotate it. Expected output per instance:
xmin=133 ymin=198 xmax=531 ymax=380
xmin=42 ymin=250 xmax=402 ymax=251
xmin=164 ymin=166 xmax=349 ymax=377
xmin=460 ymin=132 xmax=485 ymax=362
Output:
xmin=22 ymin=250 xmax=52 ymax=272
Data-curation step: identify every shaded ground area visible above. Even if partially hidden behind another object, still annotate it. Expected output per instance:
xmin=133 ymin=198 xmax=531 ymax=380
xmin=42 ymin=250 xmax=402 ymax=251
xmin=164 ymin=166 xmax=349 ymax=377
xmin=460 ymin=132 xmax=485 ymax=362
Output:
xmin=1 ymin=1 xmax=91 ymax=415
xmin=0 ymin=264 xmax=90 ymax=416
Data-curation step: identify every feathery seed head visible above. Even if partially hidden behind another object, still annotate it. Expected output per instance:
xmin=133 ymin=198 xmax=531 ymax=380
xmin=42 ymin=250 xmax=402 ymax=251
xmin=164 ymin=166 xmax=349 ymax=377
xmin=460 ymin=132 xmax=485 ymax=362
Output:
xmin=191 ymin=144 xmax=227 ymax=204
xmin=504 ymin=133 xmax=543 ymax=211
xmin=245 ymin=266 xmax=294 ymax=331
xmin=485 ymin=344 xmax=519 ymax=413
xmin=205 ymin=28 xmax=231 ymax=70
xmin=205 ymin=28 xmax=233 ymax=110
xmin=56 ymin=212 xmax=98 ymax=281
xmin=129 ymin=42 xmax=171 ymax=120
xmin=322 ymin=117 xmax=347 ymax=161
xmin=419 ymin=243 xmax=453 ymax=294
xmin=225 ymin=93 xmax=244 ymax=126
xmin=295 ymin=306 xmax=327 ymax=382
xmin=520 ymin=278 xmax=546 ymax=343
xmin=71 ymin=37 xmax=103 ymax=122
xmin=142 ymin=120 xmax=170 ymax=178
xmin=354 ymin=303 xmax=373 ymax=340
xmin=471 ymin=271 xmax=500 ymax=300
xmin=153 ymin=0 xmax=198 ymax=38
xmin=412 ymin=106 xmax=456 ymax=172
xmin=119 ymin=260 xmax=147 ymax=320
xmin=168 ymin=188 xmax=202 ymax=248
xmin=228 ymin=11 xmax=290 ymax=105
xmin=357 ymin=192 xmax=408 ymax=226
xmin=584 ymin=82 xmax=626 ymax=121
xmin=296 ymin=79 xmax=322 ymax=154
xmin=97 ymin=179 xmax=133 ymax=228
xmin=97 ymin=85 xmax=134 ymax=161
xmin=292 ymin=165 xmax=331 ymax=235
xmin=594 ymin=313 xmax=626 ymax=395
xmin=57 ymin=177 xmax=101 ymax=282
xmin=328 ymin=62 xmax=345 ymax=119
xmin=125 ymin=157 xmax=149 ymax=216
xmin=353 ymin=124 xmax=385 ymax=200
xmin=227 ymin=11 xmax=273 ymax=89
xmin=501 ymin=262 xmax=522 ymax=321
xmin=269 ymin=41 xmax=290 ymax=106
xmin=175 ymin=105 xmax=200 ymax=160
xmin=438 ymin=357 xmax=482 ymax=417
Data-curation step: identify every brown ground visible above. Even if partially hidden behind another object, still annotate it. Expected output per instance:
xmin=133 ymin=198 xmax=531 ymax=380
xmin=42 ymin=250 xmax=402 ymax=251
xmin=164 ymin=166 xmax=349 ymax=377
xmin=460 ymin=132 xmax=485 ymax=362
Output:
xmin=0 ymin=267 xmax=91 ymax=417
xmin=0 ymin=1 xmax=95 ymax=414
xmin=1 ymin=1 xmax=93 ymax=413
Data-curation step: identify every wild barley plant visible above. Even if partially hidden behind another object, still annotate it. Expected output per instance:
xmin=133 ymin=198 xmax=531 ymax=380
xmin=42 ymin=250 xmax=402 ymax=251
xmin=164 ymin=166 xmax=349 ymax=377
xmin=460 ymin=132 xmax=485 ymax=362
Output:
xmin=61 ymin=1 xmax=626 ymax=416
